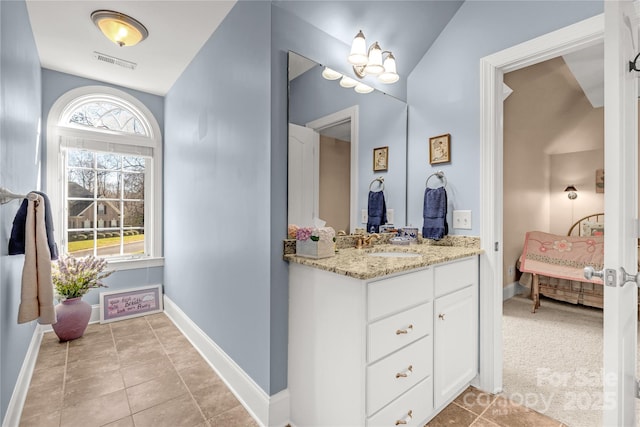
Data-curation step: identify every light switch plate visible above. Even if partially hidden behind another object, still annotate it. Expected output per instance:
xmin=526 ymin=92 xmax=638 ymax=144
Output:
xmin=453 ymin=210 xmax=472 ymax=229
xmin=387 ymin=209 xmax=394 ymax=225
xmin=361 ymin=209 xmax=368 ymax=224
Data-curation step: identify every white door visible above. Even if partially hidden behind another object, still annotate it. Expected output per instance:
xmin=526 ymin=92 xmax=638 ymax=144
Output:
xmin=602 ymin=1 xmax=638 ymax=425
xmin=288 ymin=123 xmax=319 ymax=228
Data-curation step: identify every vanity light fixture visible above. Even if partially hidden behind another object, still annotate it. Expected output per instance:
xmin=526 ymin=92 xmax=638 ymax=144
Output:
xmin=565 ymin=185 xmax=578 ymax=200
xmin=354 ymin=83 xmax=374 ymax=94
xmin=322 ymin=67 xmax=342 ymax=80
xmin=339 ymin=76 xmax=358 ymax=88
xmin=91 ymin=10 xmax=148 ymax=47
xmin=348 ymin=30 xmax=399 ymax=84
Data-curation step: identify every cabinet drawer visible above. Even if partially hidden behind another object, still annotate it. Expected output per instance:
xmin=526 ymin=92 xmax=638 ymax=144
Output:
xmin=366 ymin=336 xmax=432 ymax=416
xmin=367 ymin=376 xmax=433 ymax=427
xmin=368 ymin=302 xmax=432 ymax=363
xmin=368 ymin=269 xmax=433 ymax=321
xmin=434 ymin=256 xmax=477 ymax=298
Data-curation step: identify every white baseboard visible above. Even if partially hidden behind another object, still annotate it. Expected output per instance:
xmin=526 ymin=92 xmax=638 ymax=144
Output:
xmin=1 ymin=324 xmax=44 ymax=427
xmin=503 ymin=282 xmax=526 ymax=301
xmin=163 ymin=296 xmax=289 ymax=427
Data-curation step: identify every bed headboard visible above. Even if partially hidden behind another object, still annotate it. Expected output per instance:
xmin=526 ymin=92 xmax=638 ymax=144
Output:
xmin=567 ymin=213 xmax=604 ymax=237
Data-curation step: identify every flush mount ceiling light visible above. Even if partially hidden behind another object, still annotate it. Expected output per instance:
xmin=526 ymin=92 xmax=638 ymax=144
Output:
xmin=91 ymin=10 xmax=148 ymax=47
xmin=348 ymin=30 xmax=399 ymax=84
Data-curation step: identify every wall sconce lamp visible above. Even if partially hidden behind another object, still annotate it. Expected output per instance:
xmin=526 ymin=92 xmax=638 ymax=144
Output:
xmin=347 ymin=30 xmax=399 ymax=84
xmin=91 ymin=10 xmax=148 ymax=47
xmin=565 ymin=185 xmax=578 ymax=200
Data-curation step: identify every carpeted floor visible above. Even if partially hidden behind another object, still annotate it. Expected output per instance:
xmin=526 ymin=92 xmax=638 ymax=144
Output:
xmin=503 ymin=296 xmax=608 ymax=427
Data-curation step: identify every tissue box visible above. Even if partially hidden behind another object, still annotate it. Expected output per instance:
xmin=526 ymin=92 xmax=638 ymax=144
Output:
xmin=296 ymin=239 xmax=334 ymax=259
xmin=295 ymin=226 xmax=335 ymax=259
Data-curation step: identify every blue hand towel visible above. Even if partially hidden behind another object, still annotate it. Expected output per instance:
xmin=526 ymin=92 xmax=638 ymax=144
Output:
xmin=367 ymin=191 xmax=387 ymax=233
xmin=422 ymin=187 xmax=448 ymax=240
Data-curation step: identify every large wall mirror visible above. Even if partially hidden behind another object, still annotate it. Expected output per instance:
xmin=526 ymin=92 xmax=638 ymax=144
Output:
xmin=287 ymin=51 xmax=408 ymax=235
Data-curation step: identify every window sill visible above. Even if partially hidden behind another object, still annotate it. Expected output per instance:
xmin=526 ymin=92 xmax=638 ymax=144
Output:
xmin=106 ymin=257 xmax=165 ymax=271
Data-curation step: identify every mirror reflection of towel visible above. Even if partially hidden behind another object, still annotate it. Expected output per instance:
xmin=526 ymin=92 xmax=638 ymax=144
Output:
xmin=367 ymin=191 xmax=387 ymax=233
xmin=422 ymin=187 xmax=448 ymax=240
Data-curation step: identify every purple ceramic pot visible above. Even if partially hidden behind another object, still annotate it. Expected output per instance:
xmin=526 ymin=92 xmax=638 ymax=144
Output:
xmin=52 ymin=297 xmax=92 ymax=342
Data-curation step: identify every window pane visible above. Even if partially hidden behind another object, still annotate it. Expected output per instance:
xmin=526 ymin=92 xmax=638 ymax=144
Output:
xmin=67 ymin=230 xmax=96 ymax=257
xmin=68 ymin=200 xmax=94 ymax=229
xmin=123 ymin=155 xmax=146 ymax=172
xmin=123 ymin=201 xmax=144 ymax=227
xmin=96 ymin=171 xmax=121 ymax=198
xmin=68 ymin=101 xmax=148 ymax=136
xmin=68 ymin=169 xmax=95 ymax=196
xmin=97 ymin=153 xmax=120 ymax=170
xmin=96 ymin=232 xmax=123 ymax=257
xmin=123 ymin=172 xmax=144 ymax=200
xmin=124 ymin=229 xmax=145 ymax=255
xmin=68 ymin=150 xmax=94 ymax=168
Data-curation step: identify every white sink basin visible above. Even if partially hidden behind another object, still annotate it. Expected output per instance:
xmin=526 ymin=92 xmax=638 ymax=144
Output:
xmin=368 ymin=252 xmax=421 ymax=258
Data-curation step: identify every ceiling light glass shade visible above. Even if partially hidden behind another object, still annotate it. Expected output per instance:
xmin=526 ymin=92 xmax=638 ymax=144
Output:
xmin=378 ymin=53 xmax=399 ymax=83
xmin=91 ymin=10 xmax=148 ymax=47
xmin=339 ymin=76 xmax=358 ymax=88
xmin=321 ymin=67 xmax=342 ymax=80
xmin=364 ymin=42 xmax=384 ymax=75
xmin=354 ymin=83 xmax=374 ymax=94
xmin=348 ymin=30 xmax=368 ymax=66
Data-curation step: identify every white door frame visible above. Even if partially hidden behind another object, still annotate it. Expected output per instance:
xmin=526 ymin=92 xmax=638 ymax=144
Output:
xmin=306 ymin=105 xmax=359 ymax=234
xmin=478 ymin=15 xmax=604 ymax=393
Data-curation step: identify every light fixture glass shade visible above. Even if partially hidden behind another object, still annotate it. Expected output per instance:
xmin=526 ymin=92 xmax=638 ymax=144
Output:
xmin=91 ymin=10 xmax=148 ymax=47
xmin=339 ymin=76 xmax=358 ymax=88
xmin=564 ymin=185 xmax=578 ymax=200
xmin=364 ymin=42 xmax=384 ymax=75
xmin=354 ymin=83 xmax=374 ymax=94
xmin=348 ymin=30 xmax=368 ymax=66
xmin=378 ymin=53 xmax=399 ymax=83
xmin=321 ymin=67 xmax=342 ymax=80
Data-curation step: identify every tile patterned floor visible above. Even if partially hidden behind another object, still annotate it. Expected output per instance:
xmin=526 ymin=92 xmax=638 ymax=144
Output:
xmin=426 ymin=387 xmax=566 ymax=427
xmin=19 ymin=313 xmax=563 ymax=427
xmin=18 ymin=313 xmax=257 ymax=427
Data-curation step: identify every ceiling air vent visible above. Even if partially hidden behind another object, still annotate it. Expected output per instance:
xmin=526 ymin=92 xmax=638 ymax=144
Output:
xmin=92 ymin=51 xmax=137 ymax=70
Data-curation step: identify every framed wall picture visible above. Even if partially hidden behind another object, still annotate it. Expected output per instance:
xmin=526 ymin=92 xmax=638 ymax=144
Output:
xmin=373 ymin=146 xmax=389 ymax=172
xmin=429 ymin=133 xmax=451 ymax=165
xmin=100 ymin=284 xmax=163 ymax=323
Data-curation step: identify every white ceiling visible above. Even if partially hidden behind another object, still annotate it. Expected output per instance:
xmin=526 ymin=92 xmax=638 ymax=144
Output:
xmin=25 ymin=1 xmax=236 ymax=96
xmin=562 ymin=42 xmax=604 ymax=108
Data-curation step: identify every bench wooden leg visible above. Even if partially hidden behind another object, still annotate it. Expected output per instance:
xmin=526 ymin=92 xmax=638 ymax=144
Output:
xmin=531 ymin=273 xmax=540 ymax=313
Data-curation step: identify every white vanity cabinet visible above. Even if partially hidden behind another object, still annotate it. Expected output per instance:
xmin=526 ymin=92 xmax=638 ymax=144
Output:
xmin=288 ymin=255 xmax=478 ymax=427
xmin=433 ymin=257 xmax=479 ymax=409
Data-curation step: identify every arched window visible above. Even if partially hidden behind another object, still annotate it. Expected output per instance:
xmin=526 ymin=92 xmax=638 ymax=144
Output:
xmin=47 ymin=86 xmax=163 ymax=268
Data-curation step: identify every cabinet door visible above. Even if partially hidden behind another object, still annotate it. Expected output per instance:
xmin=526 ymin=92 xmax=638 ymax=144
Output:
xmin=433 ymin=285 xmax=477 ymax=409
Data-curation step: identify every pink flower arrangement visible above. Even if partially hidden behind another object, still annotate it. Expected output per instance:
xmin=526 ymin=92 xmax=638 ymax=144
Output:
xmin=295 ymin=227 xmax=335 ymax=243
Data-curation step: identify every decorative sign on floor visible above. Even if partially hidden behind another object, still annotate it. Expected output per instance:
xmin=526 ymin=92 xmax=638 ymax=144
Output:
xmin=100 ymin=284 xmax=163 ymax=323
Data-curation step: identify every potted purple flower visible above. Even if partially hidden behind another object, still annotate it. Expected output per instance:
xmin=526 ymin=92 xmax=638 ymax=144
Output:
xmin=51 ymin=255 xmax=112 ymax=341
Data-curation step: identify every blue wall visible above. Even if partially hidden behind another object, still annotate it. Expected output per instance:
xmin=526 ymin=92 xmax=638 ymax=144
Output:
xmin=0 ymin=0 xmax=42 ymax=420
xmin=406 ymin=0 xmax=604 ymax=234
xmin=164 ymin=1 xmax=274 ymax=392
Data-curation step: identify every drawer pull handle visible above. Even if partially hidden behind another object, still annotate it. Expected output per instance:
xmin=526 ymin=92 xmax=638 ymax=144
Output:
xmin=396 ymin=324 xmax=414 ymax=335
xmin=438 ymin=313 xmax=446 ymax=320
xmin=395 ymin=410 xmax=413 ymax=425
xmin=395 ymin=365 xmax=413 ymax=378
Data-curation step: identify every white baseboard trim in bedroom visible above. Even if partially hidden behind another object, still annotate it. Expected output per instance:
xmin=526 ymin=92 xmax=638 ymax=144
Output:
xmin=503 ymin=282 xmax=526 ymax=301
xmin=163 ymin=295 xmax=289 ymax=427
xmin=2 ymin=324 xmax=44 ymax=427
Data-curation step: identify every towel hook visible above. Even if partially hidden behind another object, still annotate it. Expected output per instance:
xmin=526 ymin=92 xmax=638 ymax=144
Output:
xmin=0 ymin=187 xmax=38 ymax=205
xmin=425 ymin=171 xmax=447 ymax=189
xmin=369 ymin=176 xmax=385 ymax=192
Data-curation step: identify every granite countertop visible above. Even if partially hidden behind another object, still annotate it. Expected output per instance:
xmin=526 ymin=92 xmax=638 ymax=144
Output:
xmin=284 ymin=243 xmax=483 ymax=280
